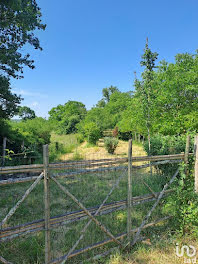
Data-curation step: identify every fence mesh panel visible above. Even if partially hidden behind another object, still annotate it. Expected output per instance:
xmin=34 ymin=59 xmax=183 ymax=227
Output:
xmin=0 ymin=144 xmax=184 ymax=263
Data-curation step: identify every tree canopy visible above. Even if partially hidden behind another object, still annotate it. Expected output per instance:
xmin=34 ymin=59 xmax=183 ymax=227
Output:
xmin=49 ymin=101 xmax=87 ymax=134
xmin=0 ymin=0 xmax=46 ymax=79
xmin=18 ymin=106 xmax=36 ymax=120
xmin=0 ymin=76 xmax=21 ymax=119
xmin=0 ymin=0 xmax=45 ymax=142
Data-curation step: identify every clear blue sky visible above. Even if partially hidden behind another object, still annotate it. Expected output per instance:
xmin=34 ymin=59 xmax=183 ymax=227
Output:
xmin=12 ymin=0 xmax=198 ymax=118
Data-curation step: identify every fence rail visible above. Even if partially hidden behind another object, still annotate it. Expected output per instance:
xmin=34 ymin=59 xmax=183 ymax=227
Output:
xmin=0 ymin=136 xmax=196 ymax=264
xmin=0 ymin=153 xmax=192 ymax=175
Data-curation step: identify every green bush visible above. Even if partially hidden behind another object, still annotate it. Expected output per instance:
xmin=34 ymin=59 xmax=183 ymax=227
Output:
xmin=143 ymin=134 xmax=198 ymax=236
xmin=104 ymin=137 xmax=119 ymax=154
xmin=164 ymin=160 xmax=198 ymax=237
xmin=143 ymin=134 xmax=194 ymax=176
xmin=81 ymin=122 xmax=102 ymax=144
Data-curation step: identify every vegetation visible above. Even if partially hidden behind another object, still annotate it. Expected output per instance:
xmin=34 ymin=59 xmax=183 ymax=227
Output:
xmin=49 ymin=133 xmax=78 ymax=162
xmin=143 ymin=134 xmax=198 ymax=238
xmin=0 ymin=0 xmax=46 ymax=79
xmin=18 ymin=106 xmax=36 ymax=121
xmin=0 ymin=0 xmax=45 ymax=156
xmin=0 ymin=160 xmax=170 ymax=263
xmin=0 ymin=1 xmax=198 ymax=262
xmin=165 ymin=160 xmax=198 ymax=237
xmin=104 ymin=137 xmax=119 ymax=154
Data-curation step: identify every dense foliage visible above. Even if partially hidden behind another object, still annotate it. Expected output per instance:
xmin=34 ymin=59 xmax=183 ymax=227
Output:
xmin=0 ymin=0 xmax=45 ymax=156
xmin=144 ymin=134 xmax=194 ymax=176
xmin=143 ymin=133 xmax=198 ymax=237
xmin=0 ymin=0 xmax=46 ymax=79
xmin=49 ymin=101 xmax=87 ymax=134
xmin=18 ymin=106 xmax=36 ymax=120
xmin=0 ymin=76 xmax=21 ymax=119
xmin=164 ymin=158 xmax=198 ymax=237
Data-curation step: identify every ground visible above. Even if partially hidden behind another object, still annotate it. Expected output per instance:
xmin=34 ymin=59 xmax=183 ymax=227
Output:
xmin=101 ymin=235 xmax=198 ymax=264
xmin=57 ymin=136 xmax=146 ymax=161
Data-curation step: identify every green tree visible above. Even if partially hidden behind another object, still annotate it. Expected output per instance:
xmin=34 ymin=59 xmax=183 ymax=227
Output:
xmin=49 ymin=101 xmax=87 ymax=134
xmin=18 ymin=106 xmax=36 ymax=120
xmin=96 ymin=86 xmax=119 ymax=107
xmin=0 ymin=76 xmax=21 ymax=119
xmin=104 ymin=91 xmax=132 ymax=128
xmin=117 ymin=97 xmax=146 ymax=137
xmin=0 ymin=0 xmax=46 ymax=79
xmin=11 ymin=117 xmax=52 ymax=148
xmin=134 ymin=38 xmax=158 ymax=154
xmin=0 ymin=0 xmax=45 ymax=142
xmin=152 ymin=52 xmax=198 ymax=134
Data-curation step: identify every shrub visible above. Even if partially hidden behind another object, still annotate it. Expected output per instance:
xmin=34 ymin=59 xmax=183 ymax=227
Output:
xmin=164 ymin=160 xmax=198 ymax=237
xmin=82 ymin=122 xmax=102 ymax=144
xmin=104 ymin=137 xmax=119 ymax=154
xmin=143 ymin=134 xmax=194 ymax=176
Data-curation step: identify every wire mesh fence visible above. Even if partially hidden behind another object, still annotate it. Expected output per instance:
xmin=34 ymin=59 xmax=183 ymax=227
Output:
xmin=0 ymin=138 xmax=192 ymax=264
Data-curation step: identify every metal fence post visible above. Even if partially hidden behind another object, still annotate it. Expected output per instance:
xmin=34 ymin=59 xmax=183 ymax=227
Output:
xmin=43 ymin=145 xmax=51 ymax=263
xmin=194 ymin=135 xmax=198 ymax=193
xmin=127 ymin=139 xmax=132 ymax=242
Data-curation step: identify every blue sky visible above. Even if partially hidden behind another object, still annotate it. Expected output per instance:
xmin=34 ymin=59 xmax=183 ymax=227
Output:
xmin=12 ymin=0 xmax=198 ymax=117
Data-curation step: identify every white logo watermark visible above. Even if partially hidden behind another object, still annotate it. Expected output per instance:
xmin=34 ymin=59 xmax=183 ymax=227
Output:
xmin=176 ymin=243 xmax=197 ymax=263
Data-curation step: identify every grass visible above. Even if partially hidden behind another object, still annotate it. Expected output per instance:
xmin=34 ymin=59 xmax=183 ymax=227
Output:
xmin=60 ymin=139 xmax=147 ymax=162
xmin=0 ymin=141 xmax=196 ymax=263
xmin=100 ymin=234 xmax=198 ymax=264
xmin=49 ymin=133 xmax=78 ymax=162
xmin=0 ymin=160 xmax=178 ymax=263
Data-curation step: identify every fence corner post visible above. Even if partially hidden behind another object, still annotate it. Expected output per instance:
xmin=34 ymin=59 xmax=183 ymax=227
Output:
xmin=194 ymin=135 xmax=198 ymax=194
xmin=127 ymin=139 xmax=132 ymax=242
xmin=43 ymin=144 xmax=51 ymax=263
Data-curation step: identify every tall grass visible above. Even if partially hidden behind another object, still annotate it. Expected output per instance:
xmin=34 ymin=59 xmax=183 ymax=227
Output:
xmin=49 ymin=133 xmax=78 ymax=162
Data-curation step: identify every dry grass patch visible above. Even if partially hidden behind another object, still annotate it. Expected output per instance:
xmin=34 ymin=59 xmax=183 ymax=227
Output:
xmin=61 ymin=140 xmax=147 ymax=161
xmin=102 ymin=236 xmax=198 ymax=264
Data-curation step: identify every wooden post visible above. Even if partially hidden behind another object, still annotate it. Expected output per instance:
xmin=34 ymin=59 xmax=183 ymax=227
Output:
xmin=2 ymin=137 xmax=7 ymax=166
xmin=184 ymin=135 xmax=190 ymax=163
xmin=43 ymin=145 xmax=51 ymax=263
xmin=127 ymin=139 xmax=132 ymax=242
xmin=55 ymin=142 xmax=59 ymax=151
xmin=184 ymin=135 xmax=190 ymax=176
xmin=194 ymin=135 xmax=198 ymax=193
xmin=21 ymin=140 xmax=24 ymax=151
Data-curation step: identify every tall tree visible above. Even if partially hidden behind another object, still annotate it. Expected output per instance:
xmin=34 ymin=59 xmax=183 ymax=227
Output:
xmin=18 ymin=106 xmax=36 ymax=121
xmin=134 ymin=38 xmax=158 ymax=154
xmin=0 ymin=76 xmax=21 ymax=119
xmin=0 ymin=0 xmax=45 ymax=139
xmin=49 ymin=101 xmax=87 ymax=134
xmin=0 ymin=0 xmax=46 ymax=79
